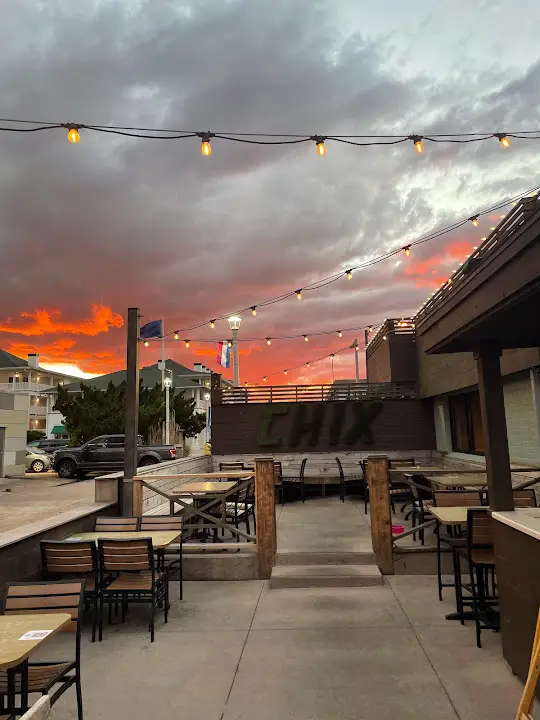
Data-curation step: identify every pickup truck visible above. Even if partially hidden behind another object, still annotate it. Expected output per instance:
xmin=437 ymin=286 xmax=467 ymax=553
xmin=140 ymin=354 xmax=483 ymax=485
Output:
xmin=53 ymin=434 xmax=177 ymax=479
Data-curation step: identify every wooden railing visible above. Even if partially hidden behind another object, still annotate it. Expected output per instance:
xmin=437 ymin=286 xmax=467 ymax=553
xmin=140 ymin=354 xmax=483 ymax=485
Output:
xmin=219 ymin=381 xmax=417 ymax=404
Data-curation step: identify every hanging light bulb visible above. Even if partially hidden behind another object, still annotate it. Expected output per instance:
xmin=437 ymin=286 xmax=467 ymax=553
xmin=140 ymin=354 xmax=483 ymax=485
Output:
xmin=383 ymin=335 xmax=387 ymax=341
xmin=346 ymin=269 xmax=353 ymax=280
xmin=184 ymin=340 xmax=190 ymax=348
xmin=403 ymin=245 xmax=411 ymax=257
xmin=368 ymin=326 xmax=372 ymax=333
xmin=284 ymin=369 xmax=288 ymax=375
xmin=306 ymin=362 xmax=310 ymax=367
xmin=410 ymin=135 xmax=424 ymax=153
xmin=496 ymin=133 xmax=510 ymax=148
xmin=310 ymin=135 xmax=327 ymax=156
xmin=199 ymin=132 xmax=213 ymax=156
xmin=227 ymin=340 xmax=232 ymax=348
xmin=303 ymin=335 xmax=309 ymax=342
xmin=330 ymin=354 xmax=335 ymax=359
xmin=174 ymin=332 xmax=179 ymax=340
xmin=143 ymin=340 xmax=149 ymax=347
xmin=337 ymin=330 xmax=342 ymax=338
xmin=470 ymin=216 xmax=479 ymax=227
xmin=355 ymin=344 xmax=359 ymax=352
xmin=67 ymin=126 xmax=80 ymax=144
xmin=266 ymin=337 xmax=271 ymax=346
xmin=263 ymin=376 xmax=267 ymax=382
xmin=209 ymin=320 xmax=216 ymax=329
xmin=296 ymin=289 xmax=303 ymax=300
xmin=251 ymin=306 xmax=257 ymax=316
xmin=244 ymin=382 xmax=248 ymax=387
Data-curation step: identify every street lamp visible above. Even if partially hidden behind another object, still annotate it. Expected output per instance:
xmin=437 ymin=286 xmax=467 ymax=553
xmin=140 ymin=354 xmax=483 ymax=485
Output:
xmin=227 ymin=315 xmax=242 ymax=387
xmin=164 ymin=373 xmax=173 ymax=445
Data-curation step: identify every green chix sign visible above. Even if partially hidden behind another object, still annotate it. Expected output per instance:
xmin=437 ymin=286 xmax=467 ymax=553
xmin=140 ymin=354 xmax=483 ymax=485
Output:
xmin=256 ymin=401 xmax=383 ymax=448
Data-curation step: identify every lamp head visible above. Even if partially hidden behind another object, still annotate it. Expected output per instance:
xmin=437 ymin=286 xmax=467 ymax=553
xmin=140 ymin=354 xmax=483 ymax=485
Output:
xmin=228 ymin=315 xmax=242 ymax=330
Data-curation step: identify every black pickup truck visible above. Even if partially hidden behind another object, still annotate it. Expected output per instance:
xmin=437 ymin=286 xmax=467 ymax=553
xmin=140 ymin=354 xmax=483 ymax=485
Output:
xmin=53 ymin=434 xmax=177 ymax=479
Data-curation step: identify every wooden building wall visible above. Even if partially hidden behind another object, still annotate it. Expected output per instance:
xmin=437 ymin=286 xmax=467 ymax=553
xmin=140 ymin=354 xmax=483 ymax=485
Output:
xmin=211 ymin=399 xmax=435 ymax=455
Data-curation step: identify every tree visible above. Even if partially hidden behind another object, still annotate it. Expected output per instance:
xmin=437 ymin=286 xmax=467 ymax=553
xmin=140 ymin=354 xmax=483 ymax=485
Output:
xmin=54 ymin=380 xmax=206 ymax=444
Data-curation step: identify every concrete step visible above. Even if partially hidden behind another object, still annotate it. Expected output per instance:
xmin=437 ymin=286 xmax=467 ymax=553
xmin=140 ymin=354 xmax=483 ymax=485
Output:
xmin=269 ymin=564 xmax=382 ymax=589
xmin=276 ymin=549 xmax=375 ymax=566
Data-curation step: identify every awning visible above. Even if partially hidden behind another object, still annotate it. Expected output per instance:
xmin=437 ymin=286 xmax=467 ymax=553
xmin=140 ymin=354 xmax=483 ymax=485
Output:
xmin=51 ymin=425 xmax=66 ymax=434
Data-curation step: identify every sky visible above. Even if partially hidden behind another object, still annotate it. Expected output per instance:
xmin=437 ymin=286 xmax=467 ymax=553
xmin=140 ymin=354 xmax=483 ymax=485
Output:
xmin=0 ymin=0 xmax=540 ymax=384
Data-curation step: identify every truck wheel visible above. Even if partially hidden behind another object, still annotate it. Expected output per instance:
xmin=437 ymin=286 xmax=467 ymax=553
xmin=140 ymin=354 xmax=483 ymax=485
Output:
xmin=57 ymin=459 xmax=77 ymax=479
xmin=138 ymin=458 xmax=158 ymax=467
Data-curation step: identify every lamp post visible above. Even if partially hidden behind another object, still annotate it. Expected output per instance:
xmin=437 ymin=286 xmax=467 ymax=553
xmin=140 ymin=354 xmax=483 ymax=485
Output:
xmin=228 ymin=315 xmax=242 ymax=387
xmin=164 ymin=372 xmax=173 ymax=445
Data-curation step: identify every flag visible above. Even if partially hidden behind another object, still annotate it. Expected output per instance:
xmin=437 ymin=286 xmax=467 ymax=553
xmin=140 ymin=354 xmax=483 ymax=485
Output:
xmin=140 ymin=319 xmax=163 ymax=340
xmin=217 ymin=341 xmax=231 ymax=368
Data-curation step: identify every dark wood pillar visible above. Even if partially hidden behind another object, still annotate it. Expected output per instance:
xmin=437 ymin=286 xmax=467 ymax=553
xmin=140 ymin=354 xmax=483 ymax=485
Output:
xmin=123 ymin=307 xmax=140 ymax=516
xmin=474 ymin=345 xmax=514 ymax=511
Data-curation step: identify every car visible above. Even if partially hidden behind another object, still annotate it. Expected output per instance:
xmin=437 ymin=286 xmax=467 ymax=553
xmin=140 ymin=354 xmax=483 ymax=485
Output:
xmin=28 ymin=438 xmax=70 ymax=453
xmin=53 ymin=434 xmax=177 ymax=479
xmin=25 ymin=446 xmax=52 ymax=473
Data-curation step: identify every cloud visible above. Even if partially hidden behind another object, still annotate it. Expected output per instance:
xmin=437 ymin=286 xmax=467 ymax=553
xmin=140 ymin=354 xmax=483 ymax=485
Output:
xmin=0 ymin=305 xmax=123 ymax=337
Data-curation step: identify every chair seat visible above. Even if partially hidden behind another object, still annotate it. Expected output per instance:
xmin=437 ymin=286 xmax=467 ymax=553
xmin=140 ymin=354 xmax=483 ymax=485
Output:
xmin=0 ymin=663 xmax=74 ymax=693
xmin=105 ymin=571 xmax=165 ymax=591
xmin=282 ymin=477 xmax=301 ymax=483
xmin=470 ymin=549 xmax=496 ymax=565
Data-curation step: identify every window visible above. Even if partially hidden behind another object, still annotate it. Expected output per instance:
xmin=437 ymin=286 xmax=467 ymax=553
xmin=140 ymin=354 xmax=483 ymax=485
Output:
xmin=448 ymin=391 xmax=485 ymax=454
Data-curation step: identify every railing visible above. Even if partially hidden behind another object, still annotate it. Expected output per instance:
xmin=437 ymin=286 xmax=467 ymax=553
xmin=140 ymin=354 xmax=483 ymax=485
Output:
xmin=29 ymin=405 xmax=48 ymax=416
xmin=0 ymin=383 xmax=55 ymax=393
xmin=219 ymin=381 xmax=417 ymax=404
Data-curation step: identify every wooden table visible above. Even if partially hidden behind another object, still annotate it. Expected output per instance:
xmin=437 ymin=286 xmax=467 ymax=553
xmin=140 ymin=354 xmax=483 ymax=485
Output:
xmin=426 ymin=474 xmax=488 ymax=488
xmin=0 ymin=613 xmax=71 ymax=712
xmin=390 ymin=466 xmax=445 ymax=474
xmin=171 ymin=481 xmax=238 ymax=495
xmin=430 ymin=506 xmax=484 ymax=524
xmin=65 ymin=531 xmax=180 ymax=549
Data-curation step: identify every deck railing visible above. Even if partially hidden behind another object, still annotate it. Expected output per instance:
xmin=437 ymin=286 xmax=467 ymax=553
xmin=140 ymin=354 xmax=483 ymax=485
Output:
xmin=218 ymin=381 xmax=417 ymax=404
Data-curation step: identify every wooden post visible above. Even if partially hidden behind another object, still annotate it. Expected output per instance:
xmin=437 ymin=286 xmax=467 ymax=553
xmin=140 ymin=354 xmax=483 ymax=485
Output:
xmin=123 ymin=307 xmax=140 ymax=517
xmin=210 ymin=372 xmax=223 ymax=405
xmin=474 ymin=345 xmax=514 ymax=511
xmin=366 ymin=455 xmax=393 ymax=574
xmin=133 ymin=477 xmax=143 ymax=517
xmin=255 ymin=457 xmax=276 ymax=579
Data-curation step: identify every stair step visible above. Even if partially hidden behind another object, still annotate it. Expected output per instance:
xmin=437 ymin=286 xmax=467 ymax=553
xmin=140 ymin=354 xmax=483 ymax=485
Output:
xmin=276 ymin=550 xmax=374 ymax=566
xmin=269 ymin=564 xmax=382 ymax=589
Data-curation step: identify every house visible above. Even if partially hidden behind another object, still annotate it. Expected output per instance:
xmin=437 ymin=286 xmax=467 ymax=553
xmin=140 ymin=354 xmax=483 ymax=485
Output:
xmin=0 ymin=351 xmax=82 ymax=436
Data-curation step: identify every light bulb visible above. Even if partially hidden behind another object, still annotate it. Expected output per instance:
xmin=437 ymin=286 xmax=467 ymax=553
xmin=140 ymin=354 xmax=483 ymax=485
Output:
xmin=296 ymin=289 xmax=303 ymax=300
xmin=251 ymin=306 xmax=257 ymax=316
xmin=337 ymin=331 xmax=342 ymax=338
xmin=346 ymin=269 xmax=353 ymax=280
xmin=497 ymin=133 xmax=510 ymax=148
xmin=404 ymin=246 xmax=411 ymax=257
xmin=312 ymin=135 xmax=327 ymax=156
xmin=383 ymin=335 xmax=387 ymax=341
xmin=227 ymin=341 xmax=232 ymax=348
xmin=355 ymin=345 xmax=359 ymax=352
xmin=263 ymin=376 xmax=267 ymax=382
xmin=67 ymin=127 xmax=80 ymax=144
xmin=330 ymin=354 xmax=335 ymax=359
xmin=304 ymin=335 xmax=309 ymax=342
xmin=411 ymin=135 xmax=424 ymax=153
xmin=143 ymin=340 xmax=149 ymax=347
xmin=200 ymin=133 xmax=212 ymax=156
xmin=210 ymin=320 xmax=215 ymax=329
xmin=284 ymin=369 xmax=288 ymax=375
xmin=244 ymin=382 xmax=248 ymax=387
xmin=306 ymin=362 xmax=310 ymax=367
xmin=368 ymin=326 xmax=372 ymax=333
xmin=266 ymin=337 xmax=271 ymax=346
xmin=470 ymin=216 xmax=479 ymax=227
xmin=184 ymin=340 xmax=190 ymax=348
xmin=174 ymin=333 xmax=179 ymax=340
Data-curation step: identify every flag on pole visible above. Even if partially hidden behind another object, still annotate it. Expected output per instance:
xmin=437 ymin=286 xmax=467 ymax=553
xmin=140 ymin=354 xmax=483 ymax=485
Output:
xmin=217 ymin=341 xmax=231 ymax=368
xmin=140 ymin=319 xmax=163 ymax=340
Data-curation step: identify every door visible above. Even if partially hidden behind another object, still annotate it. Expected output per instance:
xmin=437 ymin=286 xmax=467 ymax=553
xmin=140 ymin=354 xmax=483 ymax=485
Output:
xmin=80 ymin=436 xmax=108 ymax=470
xmin=0 ymin=427 xmax=5 ymax=478
xmin=104 ymin=436 xmax=125 ymax=469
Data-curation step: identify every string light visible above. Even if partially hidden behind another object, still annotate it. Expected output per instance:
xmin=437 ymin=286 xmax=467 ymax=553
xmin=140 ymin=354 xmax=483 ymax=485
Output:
xmin=266 ymin=337 xmax=272 ymax=346
xmin=184 ymin=340 xmax=190 ymax=348
xmin=346 ymin=269 xmax=353 ymax=280
xmin=303 ymin=335 xmax=309 ymax=342
xmin=227 ymin=340 xmax=232 ymax=348
xmin=337 ymin=331 xmax=342 ymax=338
xmin=284 ymin=369 xmax=288 ymax=375
xmin=383 ymin=335 xmax=387 ymax=340
xmin=470 ymin=216 xmax=479 ymax=227
xmin=403 ymin=245 xmax=411 ymax=257
xmin=199 ymin=132 xmax=213 ymax=156
xmin=143 ymin=340 xmax=149 ymax=347
xmin=496 ymin=133 xmax=510 ymax=148
xmin=355 ymin=344 xmax=359 ymax=352
xmin=209 ymin=320 xmax=216 ymax=329
xmin=411 ymin=135 xmax=424 ymax=153
xmin=174 ymin=333 xmax=179 ymax=340
xmin=306 ymin=362 xmax=310 ymax=367
xmin=296 ymin=289 xmax=303 ymax=300
xmin=312 ymin=135 xmax=327 ymax=156
xmin=251 ymin=306 xmax=257 ymax=316
xmin=67 ymin=126 xmax=80 ymax=144
xmin=368 ymin=326 xmax=372 ymax=332
xmin=263 ymin=376 xmax=267 ymax=382
xmin=330 ymin=354 xmax=335 ymax=359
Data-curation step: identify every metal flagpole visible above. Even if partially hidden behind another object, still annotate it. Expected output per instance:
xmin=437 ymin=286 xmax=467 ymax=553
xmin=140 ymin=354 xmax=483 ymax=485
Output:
xmin=352 ymin=338 xmax=360 ymax=382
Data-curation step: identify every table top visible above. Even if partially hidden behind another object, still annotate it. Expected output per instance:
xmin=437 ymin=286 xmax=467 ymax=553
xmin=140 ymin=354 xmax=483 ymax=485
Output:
xmin=428 ymin=474 xmax=487 ymax=487
xmin=65 ymin=531 xmax=180 ymax=549
xmin=390 ymin=466 xmax=445 ymax=474
xmin=0 ymin=613 xmax=71 ymax=670
xmin=430 ymin=506 xmax=484 ymax=524
xmin=172 ymin=481 xmax=238 ymax=495
xmin=175 ymin=472 xmax=252 ymax=479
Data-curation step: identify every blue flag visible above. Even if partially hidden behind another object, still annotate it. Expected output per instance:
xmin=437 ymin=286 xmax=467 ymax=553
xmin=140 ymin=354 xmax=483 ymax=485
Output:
xmin=140 ymin=319 xmax=163 ymax=340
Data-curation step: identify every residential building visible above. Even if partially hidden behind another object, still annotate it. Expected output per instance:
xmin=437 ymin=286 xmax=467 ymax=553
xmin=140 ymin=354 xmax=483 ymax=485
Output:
xmin=0 ymin=392 xmax=28 ymax=476
xmin=0 ymin=351 xmax=82 ymax=435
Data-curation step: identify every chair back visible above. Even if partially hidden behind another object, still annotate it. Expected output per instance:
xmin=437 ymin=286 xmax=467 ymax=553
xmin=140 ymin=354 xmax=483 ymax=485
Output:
xmin=434 ymin=490 xmax=481 ymax=507
xmin=95 ymin=516 xmax=139 ymax=532
xmin=408 ymin=478 xmax=433 ymax=502
xmin=299 ymin=458 xmax=307 ymax=480
xmin=219 ymin=462 xmax=245 ymax=472
xmin=2 ymin=580 xmax=84 ymax=634
xmin=467 ymin=508 xmax=493 ymax=548
xmin=388 ymin=458 xmax=415 ymax=468
xmin=335 ymin=457 xmax=345 ymax=482
xmin=98 ymin=537 xmax=153 ymax=574
xmin=273 ymin=461 xmax=283 ymax=484
xmin=41 ymin=540 xmax=97 ymax=580
xmin=139 ymin=515 xmax=183 ymax=533
xmin=513 ymin=489 xmax=537 ymax=507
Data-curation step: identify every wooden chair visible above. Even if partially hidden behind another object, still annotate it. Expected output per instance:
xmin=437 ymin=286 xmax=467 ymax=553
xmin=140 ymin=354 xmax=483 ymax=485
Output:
xmin=224 ymin=478 xmax=255 ymax=537
xmin=282 ymin=458 xmax=307 ymax=504
xmin=219 ymin=462 xmax=245 ymax=476
xmin=515 ymin=608 xmax=540 ymax=720
xmin=40 ymin=541 xmax=101 ymax=642
xmin=388 ymin=458 xmax=416 ymax=468
xmin=433 ymin=490 xmax=482 ymax=602
xmin=335 ymin=457 xmax=364 ymax=503
xmin=481 ymin=488 xmax=537 ymax=507
xmin=139 ymin=516 xmax=183 ymax=599
xmin=273 ymin=461 xmax=284 ymax=505
xmin=97 ymin=538 xmax=168 ymax=642
xmin=408 ymin=479 xmax=434 ymax=545
xmin=94 ymin=517 xmax=139 ymax=532
xmin=0 ymin=580 xmax=85 ymax=720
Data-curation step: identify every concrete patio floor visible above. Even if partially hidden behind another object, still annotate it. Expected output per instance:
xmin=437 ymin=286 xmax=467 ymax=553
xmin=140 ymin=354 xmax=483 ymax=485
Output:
xmin=43 ymin=496 xmax=523 ymax=720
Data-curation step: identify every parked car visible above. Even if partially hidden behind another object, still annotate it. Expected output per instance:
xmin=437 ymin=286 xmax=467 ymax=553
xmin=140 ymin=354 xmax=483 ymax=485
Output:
xmin=28 ymin=438 xmax=70 ymax=453
xmin=53 ymin=434 xmax=177 ymax=479
xmin=26 ymin=447 xmax=52 ymax=473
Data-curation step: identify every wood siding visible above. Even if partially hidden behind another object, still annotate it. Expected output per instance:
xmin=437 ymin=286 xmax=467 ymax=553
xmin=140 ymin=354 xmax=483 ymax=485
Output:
xmin=211 ymin=399 xmax=435 ymax=455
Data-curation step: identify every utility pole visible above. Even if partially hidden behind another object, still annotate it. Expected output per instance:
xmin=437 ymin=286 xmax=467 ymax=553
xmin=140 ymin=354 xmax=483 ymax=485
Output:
xmin=123 ymin=307 xmax=140 ymax=516
xmin=352 ymin=338 xmax=360 ymax=382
